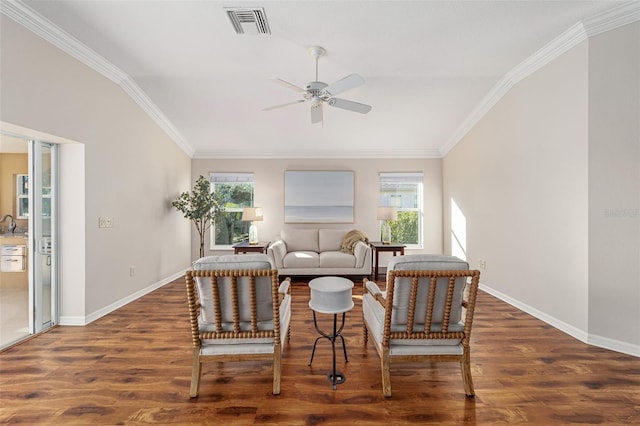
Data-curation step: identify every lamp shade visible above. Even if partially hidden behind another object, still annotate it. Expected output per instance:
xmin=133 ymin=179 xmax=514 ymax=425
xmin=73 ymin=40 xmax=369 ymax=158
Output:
xmin=377 ymin=206 xmax=397 ymax=221
xmin=242 ymin=207 xmax=263 ymax=222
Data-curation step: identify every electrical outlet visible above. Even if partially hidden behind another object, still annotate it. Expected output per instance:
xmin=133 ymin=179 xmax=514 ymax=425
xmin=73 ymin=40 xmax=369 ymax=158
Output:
xmin=479 ymin=259 xmax=487 ymax=270
xmin=98 ymin=217 xmax=113 ymax=228
xmin=129 ymin=266 xmax=136 ymax=277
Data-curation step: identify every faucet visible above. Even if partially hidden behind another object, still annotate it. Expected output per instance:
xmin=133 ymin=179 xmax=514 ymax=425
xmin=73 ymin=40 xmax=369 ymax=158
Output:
xmin=1 ymin=214 xmax=16 ymax=235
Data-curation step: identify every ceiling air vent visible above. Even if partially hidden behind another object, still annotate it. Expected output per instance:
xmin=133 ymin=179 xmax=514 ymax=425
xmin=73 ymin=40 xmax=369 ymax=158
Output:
xmin=226 ymin=7 xmax=271 ymax=35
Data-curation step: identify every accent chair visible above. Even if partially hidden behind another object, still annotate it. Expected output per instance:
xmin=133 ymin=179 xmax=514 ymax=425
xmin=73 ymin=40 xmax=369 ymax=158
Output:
xmin=362 ymin=254 xmax=480 ymax=397
xmin=185 ymin=254 xmax=291 ymax=396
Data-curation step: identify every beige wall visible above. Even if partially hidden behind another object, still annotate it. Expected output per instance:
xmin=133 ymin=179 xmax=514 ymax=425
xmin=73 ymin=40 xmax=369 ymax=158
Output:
xmin=192 ymin=158 xmax=444 ymax=263
xmin=443 ymin=22 xmax=639 ymax=355
xmin=587 ymin=22 xmax=640 ymax=349
xmin=1 ymin=16 xmax=192 ymax=323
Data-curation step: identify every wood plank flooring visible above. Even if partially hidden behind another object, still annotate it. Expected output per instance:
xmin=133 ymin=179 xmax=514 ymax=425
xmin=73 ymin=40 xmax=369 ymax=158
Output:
xmin=1 ymin=277 xmax=639 ymax=425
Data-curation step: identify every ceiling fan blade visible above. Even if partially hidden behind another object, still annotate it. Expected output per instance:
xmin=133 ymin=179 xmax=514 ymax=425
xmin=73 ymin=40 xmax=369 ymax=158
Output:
xmin=324 ymin=73 xmax=365 ymax=96
xmin=262 ymin=99 xmax=305 ymax=111
xmin=327 ymin=98 xmax=372 ymax=114
xmin=310 ymin=104 xmax=323 ymax=124
xmin=271 ymin=78 xmax=306 ymax=93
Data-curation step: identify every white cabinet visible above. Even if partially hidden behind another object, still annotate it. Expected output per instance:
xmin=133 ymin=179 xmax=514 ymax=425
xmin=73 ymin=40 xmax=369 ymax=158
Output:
xmin=1 ymin=244 xmax=27 ymax=272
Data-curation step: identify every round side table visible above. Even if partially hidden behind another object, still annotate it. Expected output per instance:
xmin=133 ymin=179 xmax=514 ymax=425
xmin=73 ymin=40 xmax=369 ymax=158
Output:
xmin=308 ymin=276 xmax=354 ymax=390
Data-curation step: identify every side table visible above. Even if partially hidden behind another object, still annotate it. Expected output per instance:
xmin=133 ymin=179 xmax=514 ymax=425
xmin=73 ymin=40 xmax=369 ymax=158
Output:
xmin=308 ymin=276 xmax=354 ymax=390
xmin=370 ymin=242 xmax=406 ymax=280
xmin=232 ymin=241 xmax=270 ymax=254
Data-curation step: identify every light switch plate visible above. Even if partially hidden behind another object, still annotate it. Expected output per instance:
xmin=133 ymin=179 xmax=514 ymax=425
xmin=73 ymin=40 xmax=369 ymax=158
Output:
xmin=98 ymin=217 xmax=113 ymax=228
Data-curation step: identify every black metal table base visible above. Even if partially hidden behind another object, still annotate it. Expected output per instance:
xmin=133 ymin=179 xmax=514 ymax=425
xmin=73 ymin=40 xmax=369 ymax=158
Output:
xmin=308 ymin=311 xmax=349 ymax=390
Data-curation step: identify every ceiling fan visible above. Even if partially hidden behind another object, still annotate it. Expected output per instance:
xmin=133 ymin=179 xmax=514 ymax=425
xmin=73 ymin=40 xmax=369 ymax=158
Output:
xmin=263 ymin=46 xmax=372 ymax=124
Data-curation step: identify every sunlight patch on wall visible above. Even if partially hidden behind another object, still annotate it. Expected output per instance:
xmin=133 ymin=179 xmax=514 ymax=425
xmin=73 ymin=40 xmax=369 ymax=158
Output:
xmin=451 ymin=198 xmax=467 ymax=260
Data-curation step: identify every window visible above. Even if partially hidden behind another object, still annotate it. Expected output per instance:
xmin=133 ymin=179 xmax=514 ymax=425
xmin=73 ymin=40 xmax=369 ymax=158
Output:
xmin=379 ymin=172 xmax=423 ymax=247
xmin=209 ymin=173 xmax=254 ymax=248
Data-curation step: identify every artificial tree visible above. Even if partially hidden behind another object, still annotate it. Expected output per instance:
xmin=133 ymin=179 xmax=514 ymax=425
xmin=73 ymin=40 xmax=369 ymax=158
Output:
xmin=172 ymin=175 xmax=225 ymax=258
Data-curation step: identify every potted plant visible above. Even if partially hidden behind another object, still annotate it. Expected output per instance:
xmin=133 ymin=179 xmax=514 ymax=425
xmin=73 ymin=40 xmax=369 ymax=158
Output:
xmin=172 ymin=175 xmax=225 ymax=258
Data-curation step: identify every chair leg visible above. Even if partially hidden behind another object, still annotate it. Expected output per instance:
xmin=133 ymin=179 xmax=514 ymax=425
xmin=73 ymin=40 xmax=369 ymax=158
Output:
xmin=461 ymin=349 xmax=475 ymax=397
xmin=273 ymin=344 xmax=282 ymax=395
xmin=362 ymin=321 xmax=368 ymax=346
xmin=189 ymin=349 xmax=202 ymax=398
xmin=381 ymin=347 xmax=392 ymax=397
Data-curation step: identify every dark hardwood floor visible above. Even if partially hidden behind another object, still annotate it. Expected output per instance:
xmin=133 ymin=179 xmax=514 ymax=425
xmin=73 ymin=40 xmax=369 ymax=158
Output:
xmin=1 ymin=276 xmax=639 ymax=425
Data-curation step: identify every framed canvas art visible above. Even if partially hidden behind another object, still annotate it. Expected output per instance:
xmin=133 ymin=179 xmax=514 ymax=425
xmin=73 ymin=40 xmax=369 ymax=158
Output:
xmin=284 ymin=171 xmax=354 ymax=223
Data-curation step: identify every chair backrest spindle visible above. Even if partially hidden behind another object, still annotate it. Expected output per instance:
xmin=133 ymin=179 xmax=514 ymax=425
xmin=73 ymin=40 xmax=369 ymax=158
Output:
xmin=440 ymin=276 xmax=457 ymax=333
xmin=211 ymin=275 xmax=223 ymax=333
xmin=384 ymin=269 xmax=479 ymax=342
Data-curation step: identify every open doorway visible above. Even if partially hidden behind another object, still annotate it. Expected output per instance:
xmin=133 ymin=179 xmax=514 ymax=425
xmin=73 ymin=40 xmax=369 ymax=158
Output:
xmin=0 ymin=132 xmax=57 ymax=349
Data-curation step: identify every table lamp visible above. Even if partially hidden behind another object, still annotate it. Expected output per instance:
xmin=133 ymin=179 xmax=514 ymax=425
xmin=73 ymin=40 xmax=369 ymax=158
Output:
xmin=377 ymin=207 xmax=397 ymax=244
xmin=242 ymin=207 xmax=263 ymax=244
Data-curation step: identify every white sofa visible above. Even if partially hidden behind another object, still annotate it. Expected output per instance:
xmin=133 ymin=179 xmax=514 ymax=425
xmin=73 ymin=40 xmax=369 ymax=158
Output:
xmin=267 ymin=228 xmax=372 ymax=277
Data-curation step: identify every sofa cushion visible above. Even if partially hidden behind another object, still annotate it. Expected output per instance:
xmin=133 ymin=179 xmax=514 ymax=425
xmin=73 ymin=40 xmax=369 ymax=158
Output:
xmin=318 ymin=229 xmax=348 ymax=252
xmin=283 ymin=251 xmax=320 ymax=268
xmin=319 ymin=251 xmax=356 ymax=268
xmin=282 ymin=228 xmax=319 ymax=252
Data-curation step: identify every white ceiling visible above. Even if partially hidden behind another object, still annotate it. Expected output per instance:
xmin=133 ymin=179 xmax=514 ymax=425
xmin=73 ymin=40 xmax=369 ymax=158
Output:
xmin=11 ymin=1 xmax=637 ymax=158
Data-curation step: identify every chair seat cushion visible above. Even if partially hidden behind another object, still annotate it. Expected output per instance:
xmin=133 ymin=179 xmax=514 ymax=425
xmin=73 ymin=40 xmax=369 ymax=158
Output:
xmin=388 ymin=343 xmax=464 ymax=356
xmin=200 ymin=343 xmax=276 ymax=355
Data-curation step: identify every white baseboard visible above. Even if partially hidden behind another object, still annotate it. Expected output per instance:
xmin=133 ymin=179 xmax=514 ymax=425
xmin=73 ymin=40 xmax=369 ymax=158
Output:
xmin=587 ymin=333 xmax=640 ymax=358
xmin=57 ymin=315 xmax=85 ymax=326
xmin=479 ymin=283 xmax=639 ymax=358
xmin=58 ymin=269 xmax=187 ymax=326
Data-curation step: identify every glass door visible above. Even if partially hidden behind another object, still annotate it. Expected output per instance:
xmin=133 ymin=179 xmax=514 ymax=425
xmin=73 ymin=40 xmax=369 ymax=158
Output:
xmin=28 ymin=141 xmax=57 ymax=333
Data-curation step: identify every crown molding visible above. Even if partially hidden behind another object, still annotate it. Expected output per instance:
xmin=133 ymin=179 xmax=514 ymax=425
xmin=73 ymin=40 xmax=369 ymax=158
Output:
xmin=1 ymin=0 xmax=195 ymax=157
xmin=0 ymin=1 xmax=127 ymax=83
xmin=583 ymin=0 xmax=640 ymax=37
xmin=192 ymin=147 xmax=443 ymax=160
xmin=440 ymin=1 xmax=640 ymax=157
